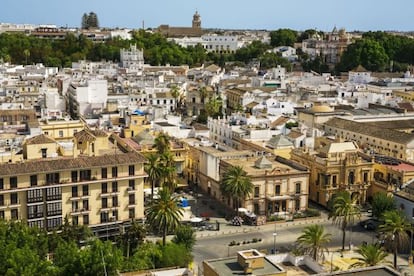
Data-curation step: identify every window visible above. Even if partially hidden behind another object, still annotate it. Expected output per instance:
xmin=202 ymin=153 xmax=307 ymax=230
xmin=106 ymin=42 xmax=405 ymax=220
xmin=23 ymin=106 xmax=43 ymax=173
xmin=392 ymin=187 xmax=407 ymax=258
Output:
xmin=71 ymin=171 xmax=78 ymax=182
xmin=295 ymin=199 xmax=300 ymax=211
xmin=28 ymin=205 xmax=44 ymax=219
xmin=83 ymin=200 xmax=89 ymax=211
xmin=295 ymin=183 xmax=301 ymax=194
xmin=101 ymin=182 xmax=108 ymax=193
xmin=348 ymin=171 xmax=355 ymax=185
xmin=0 ymin=195 xmax=3 ymax=206
xmin=275 ymin=185 xmax=281 ymax=195
xmin=102 ymin=198 xmax=108 ymax=208
xmin=112 ymin=167 xmax=118 ymax=178
xmin=82 ymin=185 xmax=88 ymax=196
xmin=128 ymin=208 xmax=135 ymax=219
xmin=27 ymin=189 xmax=42 ymax=203
xmin=72 ymin=216 xmax=78 ymax=226
xmin=79 ymin=170 xmax=91 ymax=181
xmin=100 ymin=212 xmax=109 ymax=223
xmin=363 ymin=172 xmax=368 ymax=183
xmin=10 ymin=177 xmax=17 ymax=189
xmin=72 ymin=186 xmax=78 ymax=197
xmin=72 ymin=201 xmax=78 ymax=212
xmin=30 ymin=175 xmax=37 ymax=186
xmin=10 ymin=193 xmax=18 ymax=204
xmin=112 ymin=196 xmax=118 ymax=207
xmin=101 ymin=168 xmax=107 ymax=179
xmin=83 ymin=215 xmax=89 ymax=225
xmin=129 ymin=165 xmax=135 ymax=176
xmin=129 ymin=194 xmax=135 ymax=205
xmin=41 ymin=148 xmax=47 ymax=158
xmin=46 ymin=217 xmax=62 ymax=230
xmin=59 ymin=130 xmax=64 ymax=137
xmin=46 ymin=173 xmax=59 ymax=185
xmin=332 ymin=175 xmax=337 ymax=188
xmin=0 ymin=179 xmax=3 ymax=190
xmin=112 ymin=181 xmax=118 ymax=192
xmin=46 ymin=187 xmax=61 ymax=201
xmin=11 ymin=209 xmax=18 ymax=220
xmin=0 ymin=211 xmax=4 ymax=219
xmin=254 ymin=187 xmax=260 ymax=197
xmin=112 ymin=210 xmax=118 ymax=221
xmin=128 ymin=180 xmax=135 ymax=190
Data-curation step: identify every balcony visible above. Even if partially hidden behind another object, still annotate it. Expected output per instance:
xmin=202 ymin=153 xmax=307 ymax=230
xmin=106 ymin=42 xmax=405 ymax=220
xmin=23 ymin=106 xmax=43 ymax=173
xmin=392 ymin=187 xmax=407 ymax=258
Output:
xmin=71 ymin=208 xmax=89 ymax=215
xmin=100 ymin=191 xmax=120 ymax=197
xmin=127 ymin=187 xmax=135 ymax=194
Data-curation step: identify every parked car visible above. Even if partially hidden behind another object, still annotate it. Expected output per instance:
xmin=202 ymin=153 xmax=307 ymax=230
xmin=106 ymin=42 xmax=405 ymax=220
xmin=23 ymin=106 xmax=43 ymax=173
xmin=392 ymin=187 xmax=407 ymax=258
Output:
xmin=359 ymin=219 xmax=381 ymax=231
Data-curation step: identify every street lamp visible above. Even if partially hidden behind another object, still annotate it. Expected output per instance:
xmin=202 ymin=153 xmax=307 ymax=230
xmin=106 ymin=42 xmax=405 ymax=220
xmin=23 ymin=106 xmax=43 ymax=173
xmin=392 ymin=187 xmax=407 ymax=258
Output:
xmin=272 ymin=232 xmax=277 ymax=254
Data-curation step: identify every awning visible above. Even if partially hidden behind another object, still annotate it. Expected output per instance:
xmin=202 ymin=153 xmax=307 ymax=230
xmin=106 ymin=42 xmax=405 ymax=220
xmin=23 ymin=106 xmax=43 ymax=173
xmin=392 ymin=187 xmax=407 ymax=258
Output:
xmin=190 ymin=217 xmax=203 ymax=223
xmin=266 ymin=195 xmax=292 ymax=201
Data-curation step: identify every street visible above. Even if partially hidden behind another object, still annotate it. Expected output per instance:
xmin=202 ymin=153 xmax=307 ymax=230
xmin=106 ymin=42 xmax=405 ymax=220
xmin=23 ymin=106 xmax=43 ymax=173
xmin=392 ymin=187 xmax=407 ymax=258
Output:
xmin=193 ymin=220 xmax=377 ymax=264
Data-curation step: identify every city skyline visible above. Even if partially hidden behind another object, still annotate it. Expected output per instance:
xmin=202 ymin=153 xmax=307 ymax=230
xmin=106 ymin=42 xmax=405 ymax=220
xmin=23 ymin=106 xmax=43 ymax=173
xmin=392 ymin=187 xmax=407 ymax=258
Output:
xmin=1 ymin=0 xmax=413 ymax=32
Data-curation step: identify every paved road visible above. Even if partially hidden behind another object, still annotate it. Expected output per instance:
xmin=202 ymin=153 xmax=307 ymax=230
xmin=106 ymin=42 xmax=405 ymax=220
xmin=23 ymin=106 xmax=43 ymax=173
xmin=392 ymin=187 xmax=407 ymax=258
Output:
xmin=193 ymin=220 xmax=377 ymax=264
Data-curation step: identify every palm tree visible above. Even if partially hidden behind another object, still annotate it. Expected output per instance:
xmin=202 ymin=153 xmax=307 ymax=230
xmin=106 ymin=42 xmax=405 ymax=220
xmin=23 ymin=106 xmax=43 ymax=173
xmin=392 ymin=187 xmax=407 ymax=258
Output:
xmin=378 ymin=210 xmax=411 ymax=269
xmin=296 ymin=224 xmax=331 ymax=261
xmin=350 ymin=243 xmax=390 ymax=268
xmin=329 ymin=191 xmax=361 ymax=251
xmin=144 ymin=154 xmax=163 ymax=199
xmin=220 ymin=165 xmax=253 ymax=212
xmin=23 ymin=49 xmax=30 ymax=65
xmin=170 ymin=85 xmax=180 ymax=111
xmin=145 ymin=188 xmax=183 ymax=246
xmin=154 ymin=132 xmax=170 ymax=155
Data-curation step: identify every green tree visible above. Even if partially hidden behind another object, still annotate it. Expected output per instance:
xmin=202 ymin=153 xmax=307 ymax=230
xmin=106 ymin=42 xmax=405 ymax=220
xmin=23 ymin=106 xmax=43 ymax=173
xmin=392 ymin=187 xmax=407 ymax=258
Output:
xmin=118 ymin=220 xmax=147 ymax=258
xmin=145 ymin=153 xmax=163 ymax=199
xmin=157 ymin=243 xmax=193 ymax=268
xmin=371 ymin=192 xmax=395 ymax=219
xmin=378 ymin=210 xmax=411 ymax=269
xmin=259 ymin=52 xmax=291 ymax=70
xmin=296 ymin=224 xmax=331 ymax=261
xmin=170 ymin=85 xmax=181 ymax=111
xmin=23 ymin=48 xmax=30 ymax=65
xmin=205 ymin=95 xmax=223 ymax=119
xmin=270 ymin=29 xmax=298 ymax=47
xmin=146 ymin=188 xmax=183 ymax=246
xmin=154 ymin=132 xmax=171 ymax=155
xmin=220 ymin=165 xmax=253 ymax=212
xmin=122 ymin=241 xmax=162 ymax=272
xmin=337 ymin=38 xmax=389 ymax=72
xmin=350 ymin=243 xmax=390 ymax=268
xmin=172 ymin=225 xmax=196 ymax=250
xmin=329 ymin=191 xmax=361 ymax=251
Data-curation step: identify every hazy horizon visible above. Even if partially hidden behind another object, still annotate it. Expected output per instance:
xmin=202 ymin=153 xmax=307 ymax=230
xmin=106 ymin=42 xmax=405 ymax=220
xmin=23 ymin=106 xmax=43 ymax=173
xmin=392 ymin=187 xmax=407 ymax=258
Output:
xmin=1 ymin=0 xmax=413 ymax=32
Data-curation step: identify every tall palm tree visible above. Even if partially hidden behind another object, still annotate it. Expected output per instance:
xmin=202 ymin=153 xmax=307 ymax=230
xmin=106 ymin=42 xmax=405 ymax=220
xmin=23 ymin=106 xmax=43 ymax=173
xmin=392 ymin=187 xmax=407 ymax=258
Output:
xmin=296 ymin=224 xmax=331 ymax=261
xmin=329 ymin=191 xmax=361 ymax=251
xmin=170 ymin=85 xmax=180 ymax=111
xmin=378 ymin=210 xmax=411 ymax=269
xmin=145 ymin=188 xmax=183 ymax=246
xmin=154 ymin=132 xmax=170 ymax=155
xmin=220 ymin=165 xmax=253 ymax=212
xmin=144 ymin=154 xmax=163 ymax=199
xmin=350 ymin=243 xmax=390 ymax=268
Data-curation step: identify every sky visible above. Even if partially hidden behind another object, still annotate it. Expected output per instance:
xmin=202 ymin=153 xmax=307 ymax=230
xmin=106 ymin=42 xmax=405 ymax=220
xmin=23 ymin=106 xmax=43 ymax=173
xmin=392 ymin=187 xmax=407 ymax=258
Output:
xmin=1 ymin=0 xmax=413 ymax=32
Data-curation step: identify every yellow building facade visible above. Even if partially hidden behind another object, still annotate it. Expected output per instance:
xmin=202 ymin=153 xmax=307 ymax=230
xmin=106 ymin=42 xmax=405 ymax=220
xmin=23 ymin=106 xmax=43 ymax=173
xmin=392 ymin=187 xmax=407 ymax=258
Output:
xmin=291 ymin=142 xmax=374 ymax=207
xmin=0 ymin=151 xmax=147 ymax=234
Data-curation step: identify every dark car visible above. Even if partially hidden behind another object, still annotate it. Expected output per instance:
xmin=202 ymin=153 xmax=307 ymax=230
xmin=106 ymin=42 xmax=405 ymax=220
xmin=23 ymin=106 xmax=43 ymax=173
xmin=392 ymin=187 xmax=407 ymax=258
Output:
xmin=359 ymin=219 xmax=381 ymax=231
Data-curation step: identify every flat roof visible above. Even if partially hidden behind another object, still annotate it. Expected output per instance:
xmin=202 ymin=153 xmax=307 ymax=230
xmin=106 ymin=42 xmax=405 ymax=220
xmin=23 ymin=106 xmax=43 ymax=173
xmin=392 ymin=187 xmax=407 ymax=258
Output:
xmin=205 ymin=256 xmax=283 ymax=275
